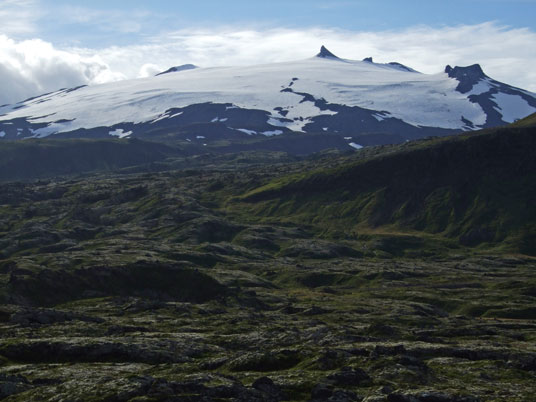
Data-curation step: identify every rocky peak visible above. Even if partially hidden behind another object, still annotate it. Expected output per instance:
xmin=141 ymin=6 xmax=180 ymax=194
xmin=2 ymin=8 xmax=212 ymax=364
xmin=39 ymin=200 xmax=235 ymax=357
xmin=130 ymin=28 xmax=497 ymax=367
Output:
xmin=156 ymin=64 xmax=198 ymax=77
xmin=445 ymin=64 xmax=487 ymax=94
xmin=316 ymin=46 xmax=340 ymax=59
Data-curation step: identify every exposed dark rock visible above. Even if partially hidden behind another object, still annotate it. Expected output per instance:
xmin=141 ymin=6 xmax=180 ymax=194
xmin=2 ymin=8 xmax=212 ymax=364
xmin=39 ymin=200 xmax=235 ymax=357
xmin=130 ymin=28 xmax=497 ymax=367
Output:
xmin=156 ymin=64 xmax=198 ymax=76
xmin=328 ymin=389 xmax=362 ymax=401
xmin=7 ymin=261 xmax=228 ymax=306
xmin=0 ymin=339 xmax=205 ymax=364
xmin=9 ymin=307 xmax=103 ymax=326
xmin=175 ymin=216 xmax=245 ymax=244
xmin=459 ymin=227 xmax=495 ymax=246
xmin=228 ymin=350 xmax=302 ymax=372
xmin=0 ymin=373 xmax=33 ymax=399
xmin=303 ymin=305 xmax=331 ymax=316
xmin=327 ymin=367 xmax=371 ymax=387
xmin=367 ymin=325 xmax=401 ymax=339
xmin=388 ymin=391 xmax=480 ymax=402
xmin=105 ymin=325 xmax=150 ymax=335
xmin=280 ymin=240 xmax=362 ymax=259
xmin=252 ymin=376 xmax=285 ymax=400
xmin=199 ymin=357 xmax=229 ymax=370
xmin=317 ymin=46 xmax=340 ymax=59
xmin=445 ymin=64 xmax=486 ymax=94
xmin=311 ymin=383 xmax=334 ymax=400
xmin=315 ymin=349 xmax=349 ymax=370
xmin=397 ymin=355 xmax=428 ymax=371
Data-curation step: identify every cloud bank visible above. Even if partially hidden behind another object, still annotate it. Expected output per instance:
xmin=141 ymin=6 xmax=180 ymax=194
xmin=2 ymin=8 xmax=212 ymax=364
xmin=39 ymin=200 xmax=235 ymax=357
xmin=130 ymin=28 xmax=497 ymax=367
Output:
xmin=0 ymin=22 xmax=535 ymax=105
xmin=0 ymin=35 xmax=124 ymax=105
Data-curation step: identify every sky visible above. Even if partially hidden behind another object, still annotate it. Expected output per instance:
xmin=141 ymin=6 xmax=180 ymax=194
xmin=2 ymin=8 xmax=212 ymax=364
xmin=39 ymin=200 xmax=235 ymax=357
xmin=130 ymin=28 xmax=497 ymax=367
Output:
xmin=0 ymin=0 xmax=535 ymax=104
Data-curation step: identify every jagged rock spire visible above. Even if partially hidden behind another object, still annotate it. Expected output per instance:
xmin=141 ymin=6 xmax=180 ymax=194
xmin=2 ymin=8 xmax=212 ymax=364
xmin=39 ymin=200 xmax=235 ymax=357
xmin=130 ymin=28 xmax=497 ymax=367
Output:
xmin=316 ymin=46 xmax=339 ymax=59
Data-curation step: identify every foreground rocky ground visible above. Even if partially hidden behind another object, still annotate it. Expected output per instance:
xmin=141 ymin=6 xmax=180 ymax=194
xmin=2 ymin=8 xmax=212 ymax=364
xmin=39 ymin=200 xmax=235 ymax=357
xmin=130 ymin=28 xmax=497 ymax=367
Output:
xmin=1 ymin=254 xmax=535 ymax=401
xmin=0 ymin=143 xmax=535 ymax=401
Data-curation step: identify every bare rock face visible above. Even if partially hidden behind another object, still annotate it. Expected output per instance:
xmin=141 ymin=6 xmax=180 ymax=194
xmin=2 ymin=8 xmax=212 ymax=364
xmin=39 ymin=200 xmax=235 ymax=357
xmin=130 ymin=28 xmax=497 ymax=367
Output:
xmin=0 ymin=374 xmax=33 ymax=399
xmin=387 ymin=392 xmax=480 ymax=402
xmin=327 ymin=367 xmax=372 ymax=387
xmin=156 ymin=64 xmax=198 ymax=76
xmin=316 ymin=45 xmax=341 ymax=59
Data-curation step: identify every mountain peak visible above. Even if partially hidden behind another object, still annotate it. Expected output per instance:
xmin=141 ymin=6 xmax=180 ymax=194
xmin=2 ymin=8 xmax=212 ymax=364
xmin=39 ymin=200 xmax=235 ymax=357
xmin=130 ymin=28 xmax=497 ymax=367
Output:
xmin=445 ymin=64 xmax=485 ymax=79
xmin=388 ymin=62 xmax=417 ymax=73
xmin=445 ymin=64 xmax=487 ymax=94
xmin=316 ymin=46 xmax=340 ymax=59
xmin=363 ymin=57 xmax=373 ymax=63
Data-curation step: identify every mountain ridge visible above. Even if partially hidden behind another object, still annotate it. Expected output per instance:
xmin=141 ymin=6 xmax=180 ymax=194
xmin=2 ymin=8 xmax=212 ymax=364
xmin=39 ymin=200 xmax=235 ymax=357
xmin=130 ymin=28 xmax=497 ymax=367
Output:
xmin=0 ymin=46 xmax=533 ymax=152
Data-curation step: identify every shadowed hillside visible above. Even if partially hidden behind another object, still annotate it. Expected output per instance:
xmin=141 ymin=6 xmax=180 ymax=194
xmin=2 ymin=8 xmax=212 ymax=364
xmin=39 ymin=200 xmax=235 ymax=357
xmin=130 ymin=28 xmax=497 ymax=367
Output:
xmin=239 ymin=126 xmax=536 ymax=254
xmin=0 ymin=138 xmax=185 ymax=182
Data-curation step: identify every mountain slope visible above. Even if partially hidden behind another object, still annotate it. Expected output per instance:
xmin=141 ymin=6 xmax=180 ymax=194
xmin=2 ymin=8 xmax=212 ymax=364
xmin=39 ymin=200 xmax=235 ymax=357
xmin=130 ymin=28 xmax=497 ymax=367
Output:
xmin=238 ymin=125 xmax=536 ymax=254
xmin=0 ymin=47 xmax=534 ymax=150
xmin=0 ymin=138 xmax=185 ymax=182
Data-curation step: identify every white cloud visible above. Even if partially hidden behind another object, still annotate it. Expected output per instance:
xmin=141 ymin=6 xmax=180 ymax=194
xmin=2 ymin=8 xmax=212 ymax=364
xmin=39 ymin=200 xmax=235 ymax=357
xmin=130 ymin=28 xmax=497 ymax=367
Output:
xmin=138 ymin=63 xmax=162 ymax=78
xmin=86 ymin=23 xmax=536 ymax=92
xmin=0 ymin=22 xmax=534 ymax=105
xmin=0 ymin=35 xmax=124 ymax=105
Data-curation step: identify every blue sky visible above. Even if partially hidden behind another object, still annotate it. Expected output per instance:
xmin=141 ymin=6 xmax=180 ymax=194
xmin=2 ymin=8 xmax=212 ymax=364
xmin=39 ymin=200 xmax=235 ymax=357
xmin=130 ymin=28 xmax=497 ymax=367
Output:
xmin=27 ymin=0 xmax=536 ymax=47
xmin=0 ymin=0 xmax=535 ymax=104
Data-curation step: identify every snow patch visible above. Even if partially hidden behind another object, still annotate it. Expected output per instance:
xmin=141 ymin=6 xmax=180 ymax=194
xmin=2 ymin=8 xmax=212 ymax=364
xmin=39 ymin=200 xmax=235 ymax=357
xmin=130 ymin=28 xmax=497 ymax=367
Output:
xmin=373 ymin=113 xmax=387 ymax=122
xmin=267 ymin=117 xmax=289 ymax=127
xmin=467 ymin=79 xmax=492 ymax=96
xmin=109 ymin=129 xmax=132 ymax=138
xmin=344 ymin=137 xmax=352 ymax=140
xmin=0 ymin=131 xmax=5 ymax=138
xmin=349 ymin=142 xmax=364 ymax=150
xmin=211 ymin=117 xmax=228 ymax=123
xmin=236 ymin=128 xmax=257 ymax=135
xmin=262 ymin=130 xmax=283 ymax=136
xmin=152 ymin=111 xmax=183 ymax=123
xmin=196 ymin=135 xmax=205 ymax=139
xmin=492 ymin=93 xmax=536 ymax=123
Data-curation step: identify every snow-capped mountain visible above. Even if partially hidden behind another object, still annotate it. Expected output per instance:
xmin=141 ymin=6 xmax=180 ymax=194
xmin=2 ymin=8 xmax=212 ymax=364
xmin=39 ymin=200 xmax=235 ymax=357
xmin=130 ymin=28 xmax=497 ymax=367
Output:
xmin=0 ymin=46 xmax=534 ymax=149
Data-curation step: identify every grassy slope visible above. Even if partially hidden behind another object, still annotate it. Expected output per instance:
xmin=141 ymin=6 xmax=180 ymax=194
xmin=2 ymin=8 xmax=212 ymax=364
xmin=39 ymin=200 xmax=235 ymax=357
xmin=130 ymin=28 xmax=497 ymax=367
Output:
xmin=237 ymin=126 xmax=536 ymax=254
xmin=511 ymin=112 xmax=536 ymax=128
